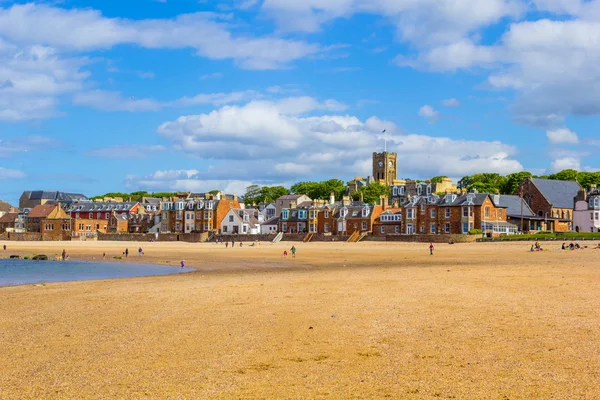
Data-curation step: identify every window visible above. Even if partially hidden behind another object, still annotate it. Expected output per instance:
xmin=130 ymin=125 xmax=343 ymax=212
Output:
xmin=206 ymin=211 xmax=213 ymax=219
xmin=463 ymin=222 xmax=469 ymax=233
xmin=340 ymin=207 xmax=348 ymax=218
xmin=176 ymin=211 xmax=183 ymax=220
xmin=498 ymin=209 xmax=503 ymax=219
xmin=310 ymin=224 xmax=316 ymax=233
xmin=407 ymin=208 xmax=415 ymax=219
xmin=392 ymin=187 xmax=398 ymax=196
xmin=399 ymin=187 xmax=405 ymax=195
xmin=324 ymin=211 xmax=329 ymax=219
xmin=430 ymin=224 xmax=436 ymax=233
xmin=395 ymin=226 xmax=400 ymax=233
xmin=426 ymin=185 xmax=432 ymax=195
xmin=596 ymin=212 xmax=599 ymax=221
xmin=362 ymin=221 xmax=367 ymax=230
xmin=223 ymin=226 xmax=228 ymax=233
xmin=196 ymin=212 xmax=202 ymax=220
xmin=431 ymin=209 xmax=436 ymax=218
xmin=228 ymin=215 xmax=234 ymax=222
xmin=469 ymin=222 xmax=474 ymax=231
xmin=282 ymin=223 xmax=287 ymax=232
xmin=419 ymin=225 xmax=424 ymax=233
xmin=566 ymin=211 xmax=570 ymax=219
xmin=243 ymin=225 xmax=247 ymax=233
xmin=417 ymin=186 xmax=422 ymax=195
xmin=445 ymin=223 xmax=450 ymax=233
xmin=204 ymin=224 xmax=209 ymax=230
xmin=324 ymin=223 xmax=329 ymax=233
xmin=421 ymin=204 xmax=426 ymax=212
xmin=463 ymin=207 xmax=470 ymax=218
xmin=362 ymin=207 xmax=369 ymax=218
xmin=381 ymin=226 xmax=385 ymax=234
xmin=282 ymin=209 xmax=289 ymax=220
xmin=445 ymin=208 xmax=451 ymax=218
xmin=485 ymin=207 xmax=490 ymax=218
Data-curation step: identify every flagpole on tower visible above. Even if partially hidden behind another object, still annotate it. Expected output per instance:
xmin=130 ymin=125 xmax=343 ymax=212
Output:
xmin=382 ymin=129 xmax=387 ymax=152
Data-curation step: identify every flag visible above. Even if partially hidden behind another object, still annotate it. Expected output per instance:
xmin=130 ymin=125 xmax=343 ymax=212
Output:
xmin=382 ymin=129 xmax=386 ymax=133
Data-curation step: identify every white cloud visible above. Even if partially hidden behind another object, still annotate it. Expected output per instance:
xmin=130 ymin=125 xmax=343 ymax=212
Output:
xmin=418 ymin=105 xmax=440 ymax=123
xmin=0 ymin=167 xmax=26 ymax=180
xmin=548 ymin=157 xmax=581 ymax=173
xmin=72 ymin=90 xmax=259 ymax=112
xmin=0 ymin=135 xmax=62 ymax=157
xmin=85 ymin=145 xmax=166 ymax=159
xmin=151 ymin=98 xmax=523 ymax=186
xmin=200 ymin=72 xmax=223 ymax=80
xmin=546 ymin=128 xmax=579 ymax=144
xmin=0 ymin=3 xmax=321 ymax=70
xmin=441 ymin=98 xmax=461 ymax=107
xmin=0 ymin=39 xmax=88 ymax=120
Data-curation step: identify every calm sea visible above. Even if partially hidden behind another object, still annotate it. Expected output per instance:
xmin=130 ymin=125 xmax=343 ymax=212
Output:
xmin=0 ymin=259 xmax=193 ymax=287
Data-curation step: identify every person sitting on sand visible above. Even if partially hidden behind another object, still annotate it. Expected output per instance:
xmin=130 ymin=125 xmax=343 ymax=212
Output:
xmin=561 ymin=243 xmax=566 ymax=250
xmin=575 ymin=243 xmax=581 ymax=249
xmin=531 ymin=245 xmax=535 ymax=252
xmin=596 ymin=243 xmax=600 ymax=249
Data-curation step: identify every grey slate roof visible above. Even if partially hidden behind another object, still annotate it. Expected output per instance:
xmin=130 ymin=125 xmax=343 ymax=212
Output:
xmin=24 ymin=191 xmax=88 ymax=202
xmin=531 ymin=178 xmax=581 ymax=209
xmin=64 ymin=202 xmax=137 ymax=212
xmin=495 ymin=195 xmax=534 ymax=217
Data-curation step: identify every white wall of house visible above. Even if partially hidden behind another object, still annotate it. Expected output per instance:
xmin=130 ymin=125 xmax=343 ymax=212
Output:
xmin=261 ymin=223 xmax=278 ymax=235
xmin=221 ymin=210 xmax=243 ymax=234
xmin=574 ymin=199 xmax=600 ymax=232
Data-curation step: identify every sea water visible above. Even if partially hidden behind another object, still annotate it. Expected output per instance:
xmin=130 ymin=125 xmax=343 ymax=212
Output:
xmin=0 ymin=258 xmax=193 ymax=287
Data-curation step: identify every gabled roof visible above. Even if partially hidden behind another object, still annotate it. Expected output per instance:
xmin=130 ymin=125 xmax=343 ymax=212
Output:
xmin=495 ymin=195 xmax=534 ymax=217
xmin=0 ymin=212 xmax=19 ymax=223
xmin=263 ymin=217 xmax=279 ymax=225
xmin=28 ymin=204 xmax=68 ymax=219
xmin=278 ymin=194 xmax=308 ymax=201
xmin=0 ymin=201 xmax=18 ymax=213
xmin=531 ymin=178 xmax=581 ymax=209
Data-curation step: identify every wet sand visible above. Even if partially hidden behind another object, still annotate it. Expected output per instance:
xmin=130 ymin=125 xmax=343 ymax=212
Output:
xmin=1 ymin=240 xmax=599 ymax=399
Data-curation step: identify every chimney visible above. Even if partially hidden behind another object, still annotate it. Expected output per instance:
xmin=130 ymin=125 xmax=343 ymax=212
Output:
xmin=329 ymin=192 xmax=335 ymax=205
xmin=576 ymin=186 xmax=587 ymax=203
xmin=380 ymin=195 xmax=387 ymax=211
xmin=342 ymin=196 xmax=351 ymax=206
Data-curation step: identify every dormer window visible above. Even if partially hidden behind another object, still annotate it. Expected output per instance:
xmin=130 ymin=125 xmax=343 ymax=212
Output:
xmin=361 ymin=207 xmax=369 ymax=218
xmin=399 ymin=187 xmax=405 ymax=195
xmin=206 ymin=201 xmax=214 ymax=210
xmin=282 ymin=209 xmax=289 ymax=220
xmin=392 ymin=187 xmax=398 ymax=196
xmin=591 ymin=197 xmax=600 ymax=209
xmin=340 ymin=207 xmax=348 ymax=218
xmin=417 ymin=186 xmax=422 ymax=196
xmin=426 ymin=185 xmax=432 ymax=195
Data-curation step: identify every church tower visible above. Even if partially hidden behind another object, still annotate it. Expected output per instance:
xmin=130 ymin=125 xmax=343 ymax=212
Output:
xmin=372 ymin=152 xmax=397 ymax=187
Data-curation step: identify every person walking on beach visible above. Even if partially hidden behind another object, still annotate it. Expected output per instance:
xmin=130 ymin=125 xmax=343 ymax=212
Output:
xmin=225 ymin=241 xmax=229 ymax=248
xmin=232 ymin=240 xmax=235 ymax=248
xmin=103 ymin=252 xmax=106 ymax=260
xmin=61 ymin=249 xmax=66 ymax=261
xmin=138 ymin=247 xmax=143 ymax=256
xmin=181 ymin=260 xmax=185 ymax=268
xmin=125 ymin=248 xmax=129 ymax=258
xmin=290 ymin=246 xmax=296 ymax=258
xmin=429 ymin=243 xmax=434 ymax=256
xmin=3 ymin=244 xmax=6 ymax=253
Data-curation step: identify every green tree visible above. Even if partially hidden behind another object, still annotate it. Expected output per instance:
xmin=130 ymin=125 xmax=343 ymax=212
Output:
xmin=577 ymin=172 xmax=600 ymax=189
xmin=430 ymin=175 xmax=448 ymax=184
xmin=500 ymin=171 xmax=532 ymax=194
xmin=258 ymin=186 xmax=289 ymax=203
xmin=548 ymin=169 xmax=578 ymax=182
xmin=352 ymin=182 xmax=390 ymax=204
xmin=242 ymin=184 xmax=262 ymax=205
xmin=291 ymin=179 xmax=346 ymax=200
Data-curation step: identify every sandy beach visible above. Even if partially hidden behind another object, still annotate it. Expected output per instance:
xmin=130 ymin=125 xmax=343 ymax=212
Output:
xmin=1 ymin=240 xmax=600 ymax=399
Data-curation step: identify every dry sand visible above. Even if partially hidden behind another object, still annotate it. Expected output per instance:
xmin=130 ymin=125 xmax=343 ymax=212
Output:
xmin=1 ymin=240 xmax=599 ymax=399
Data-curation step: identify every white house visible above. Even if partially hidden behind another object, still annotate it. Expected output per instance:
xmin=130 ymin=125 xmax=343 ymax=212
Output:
xmin=261 ymin=217 xmax=279 ymax=235
xmin=220 ymin=208 xmax=261 ymax=235
xmin=573 ymin=186 xmax=600 ymax=233
xmin=260 ymin=203 xmax=277 ymax=221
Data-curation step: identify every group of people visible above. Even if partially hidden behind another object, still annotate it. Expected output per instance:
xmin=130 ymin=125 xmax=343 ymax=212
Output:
xmin=224 ymin=240 xmax=243 ymax=248
xmin=283 ymin=246 xmax=297 ymax=258
xmin=562 ymin=242 xmax=582 ymax=250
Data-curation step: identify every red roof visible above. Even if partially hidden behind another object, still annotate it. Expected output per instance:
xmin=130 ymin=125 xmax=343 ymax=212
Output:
xmin=27 ymin=204 xmax=59 ymax=218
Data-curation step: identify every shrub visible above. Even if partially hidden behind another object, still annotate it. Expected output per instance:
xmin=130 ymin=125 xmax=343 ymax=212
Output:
xmin=469 ymin=229 xmax=483 ymax=235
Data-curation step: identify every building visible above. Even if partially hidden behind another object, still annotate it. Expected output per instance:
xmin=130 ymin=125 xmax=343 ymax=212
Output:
xmin=373 ymin=208 xmax=403 ymax=235
xmin=0 ymin=212 xmax=20 ymax=233
xmin=0 ymin=201 xmax=19 ymax=218
xmin=26 ymin=204 xmax=71 ymax=240
xmin=275 ymin=194 xmax=311 ymax=216
xmin=160 ymin=193 xmax=241 ymax=234
xmin=495 ymin=194 xmax=540 ymax=232
xmin=391 ymin=179 xmax=459 ymax=206
xmin=261 ymin=217 xmax=279 ymax=235
xmin=279 ymin=206 xmax=310 ymax=234
xmin=573 ymin=186 xmax=600 ymax=233
xmin=220 ymin=208 xmax=262 ymax=235
xmin=516 ymin=177 xmax=580 ymax=231
xmin=19 ymin=191 xmax=88 ymax=210
xmin=372 ymin=151 xmax=398 ymax=186
xmin=259 ymin=203 xmax=277 ymax=220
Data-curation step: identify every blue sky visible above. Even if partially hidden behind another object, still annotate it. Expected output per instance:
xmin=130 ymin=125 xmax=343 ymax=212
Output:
xmin=1 ymin=0 xmax=599 ymax=205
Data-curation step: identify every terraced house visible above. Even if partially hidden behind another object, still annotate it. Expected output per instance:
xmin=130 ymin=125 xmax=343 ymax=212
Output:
xmin=160 ymin=192 xmax=241 ymax=235
xmin=26 ymin=204 xmax=72 ymax=241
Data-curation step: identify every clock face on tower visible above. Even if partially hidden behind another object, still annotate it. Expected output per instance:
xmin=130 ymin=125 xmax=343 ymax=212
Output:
xmin=388 ymin=161 xmax=393 ymax=167
xmin=378 ymin=161 xmax=383 ymax=167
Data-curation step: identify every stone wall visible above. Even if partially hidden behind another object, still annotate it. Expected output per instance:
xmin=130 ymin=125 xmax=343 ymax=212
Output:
xmin=373 ymin=234 xmax=479 ymax=243
xmin=0 ymin=232 xmax=43 ymax=241
xmin=98 ymin=232 xmax=208 ymax=242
